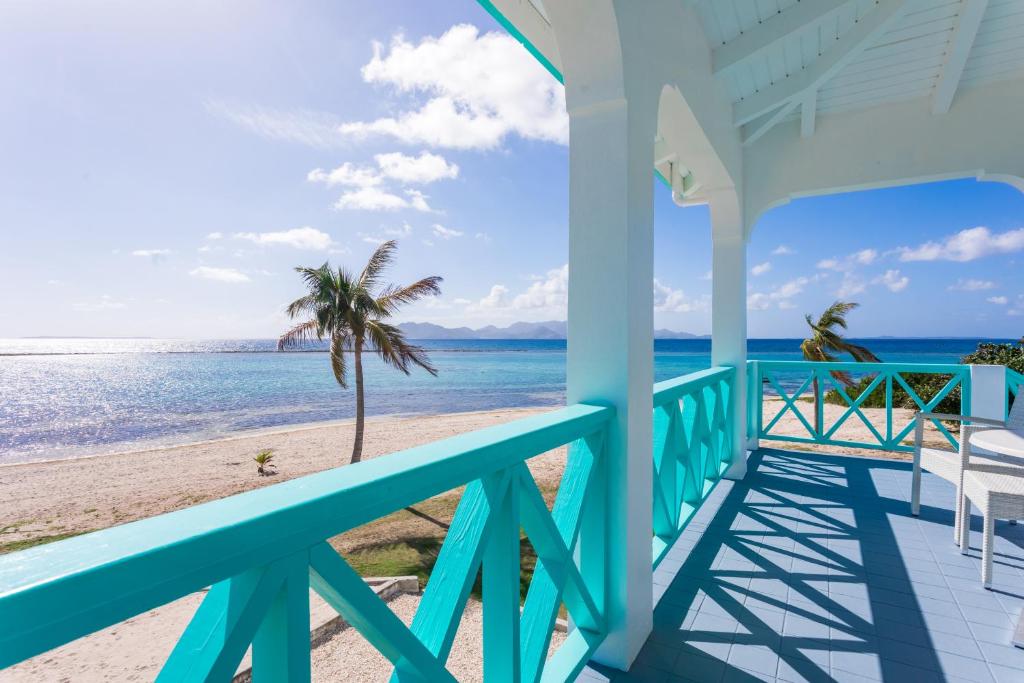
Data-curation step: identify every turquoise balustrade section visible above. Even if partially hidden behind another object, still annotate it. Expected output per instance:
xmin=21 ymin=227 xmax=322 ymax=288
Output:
xmin=1008 ymin=368 xmax=1024 ymax=417
xmin=651 ymin=367 xmax=735 ymax=566
xmin=749 ymin=361 xmax=971 ymax=452
xmin=0 ymin=403 xmax=614 ymax=683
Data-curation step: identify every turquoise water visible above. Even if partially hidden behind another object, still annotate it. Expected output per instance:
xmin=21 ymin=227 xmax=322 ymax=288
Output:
xmin=0 ymin=338 xmax=1008 ymax=463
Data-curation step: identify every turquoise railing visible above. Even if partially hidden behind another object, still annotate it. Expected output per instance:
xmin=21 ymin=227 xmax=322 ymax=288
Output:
xmin=750 ymin=361 xmax=971 ymax=453
xmin=1008 ymin=368 xmax=1024 ymax=417
xmin=0 ymin=404 xmax=614 ymax=682
xmin=651 ymin=367 xmax=734 ymax=566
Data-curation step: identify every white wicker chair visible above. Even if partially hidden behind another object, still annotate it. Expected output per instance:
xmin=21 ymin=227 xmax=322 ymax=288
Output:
xmin=911 ymin=387 xmax=1024 ymax=545
xmin=959 ymin=468 xmax=1024 ymax=588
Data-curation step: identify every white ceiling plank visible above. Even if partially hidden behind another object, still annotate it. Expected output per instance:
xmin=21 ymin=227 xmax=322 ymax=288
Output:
xmin=801 ymin=89 xmax=817 ymax=137
xmin=713 ymin=0 xmax=853 ymax=75
xmin=932 ymin=0 xmax=991 ymax=114
xmin=733 ymin=0 xmax=912 ymax=126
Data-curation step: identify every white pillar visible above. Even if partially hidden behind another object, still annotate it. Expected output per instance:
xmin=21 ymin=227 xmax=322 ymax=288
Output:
xmin=566 ymin=95 xmax=655 ymax=668
xmin=710 ymin=193 xmax=749 ymax=480
xmin=970 ymin=365 xmax=1007 ymax=421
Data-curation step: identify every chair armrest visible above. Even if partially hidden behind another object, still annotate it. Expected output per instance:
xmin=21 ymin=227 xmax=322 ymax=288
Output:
xmin=916 ymin=412 xmax=1006 ymax=427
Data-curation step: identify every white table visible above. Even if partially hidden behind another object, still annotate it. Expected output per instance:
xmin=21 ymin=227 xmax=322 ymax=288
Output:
xmin=968 ymin=428 xmax=1024 ymax=649
xmin=971 ymin=429 xmax=1024 ymax=460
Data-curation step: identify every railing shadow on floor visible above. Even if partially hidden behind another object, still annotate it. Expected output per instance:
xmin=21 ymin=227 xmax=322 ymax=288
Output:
xmin=583 ymin=448 xmax=1019 ymax=683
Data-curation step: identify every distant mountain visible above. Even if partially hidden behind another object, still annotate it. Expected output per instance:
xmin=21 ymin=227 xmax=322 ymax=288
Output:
xmin=399 ymin=321 xmax=704 ymax=340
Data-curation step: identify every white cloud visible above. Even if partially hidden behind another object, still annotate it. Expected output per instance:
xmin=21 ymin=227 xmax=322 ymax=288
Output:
xmin=205 ymin=99 xmax=343 ymax=149
xmin=701 ymin=270 xmax=713 ymax=281
xmin=818 ymin=248 xmax=877 ymax=271
xmin=307 ymin=163 xmax=382 ymax=188
xmin=898 ymin=226 xmax=1024 ymax=262
xmin=47 ymin=279 xmax=63 ymax=286
xmin=308 ymin=152 xmax=458 ymax=192
xmin=837 ymin=275 xmax=866 ymax=298
xmin=405 ymin=189 xmax=433 ymax=212
xmin=948 ymin=278 xmax=996 ymax=291
xmin=72 ymin=295 xmax=126 ymax=312
xmin=361 ymin=235 xmax=386 ymax=245
xmin=513 ymin=264 xmax=568 ymax=311
xmin=653 ymin=279 xmax=709 ymax=313
xmin=340 ymin=25 xmax=568 ymax=150
xmin=385 ymin=222 xmax=413 ymax=237
xmin=751 ymin=262 xmax=772 ymax=276
xmin=988 ymin=296 xmax=1009 ymax=305
xmin=772 ymin=245 xmax=794 ymax=255
xmin=233 ymin=227 xmax=334 ymax=251
xmin=475 ymin=232 xmax=492 ymax=243
xmin=334 ymin=187 xmax=433 ymax=212
xmin=131 ymin=248 xmax=171 ymax=262
xmin=873 ymin=269 xmax=909 ymax=293
xmin=189 ymin=266 xmax=250 ymax=283
xmin=854 ymin=249 xmax=878 ymax=265
xmin=748 ymin=276 xmax=810 ymax=310
xmin=206 ymin=232 xmax=223 ymax=240
xmin=432 ymin=224 xmax=463 ymax=240
xmin=477 ymin=284 xmax=509 ymax=309
xmin=374 ymin=151 xmax=458 ymax=184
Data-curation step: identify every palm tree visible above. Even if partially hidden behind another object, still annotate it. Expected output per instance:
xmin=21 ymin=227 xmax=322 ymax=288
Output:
xmin=278 ymin=240 xmax=441 ymax=463
xmin=801 ymin=301 xmax=881 ymax=434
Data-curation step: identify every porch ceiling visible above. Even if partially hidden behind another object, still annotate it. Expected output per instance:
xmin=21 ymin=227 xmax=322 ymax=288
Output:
xmin=484 ymin=0 xmax=1024 ymax=208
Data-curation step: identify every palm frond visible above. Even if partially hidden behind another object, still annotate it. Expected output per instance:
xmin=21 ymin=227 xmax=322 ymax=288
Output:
xmin=365 ymin=320 xmax=438 ymax=376
xmin=376 ymin=276 xmax=443 ymax=315
xmin=329 ymin=333 xmax=348 ymax=388
xmin=358 ymin=240 xmax=397 ymax=291
xmin=277 ymin=319 xmax=321 ymax=350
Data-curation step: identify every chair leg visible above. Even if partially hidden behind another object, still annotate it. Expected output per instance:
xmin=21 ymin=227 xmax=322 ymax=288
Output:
xmin=953 ymin=482 xmax=962 ymax=544
xmin=983 ymin=511 xmax=995 ymax=589
xmin=960 ymin=494 xmax=971 ymax=555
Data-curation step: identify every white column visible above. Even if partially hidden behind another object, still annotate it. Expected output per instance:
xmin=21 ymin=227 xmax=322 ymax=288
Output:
xmin=970 ymin=365 xmax=1007 ymax=421
xmin=566 ymin=95 xmax=655 ymax=668
xmin=710 ymin=194 xmax=749 ymax=480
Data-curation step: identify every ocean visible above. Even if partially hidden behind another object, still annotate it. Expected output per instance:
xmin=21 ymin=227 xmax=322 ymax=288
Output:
xmin=0 ymin=338 xmax=1010 ymax=463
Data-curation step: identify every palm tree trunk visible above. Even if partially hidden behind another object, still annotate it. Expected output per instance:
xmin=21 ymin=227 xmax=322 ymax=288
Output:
xmin=351 ymin=339 xmax=365 ymax=464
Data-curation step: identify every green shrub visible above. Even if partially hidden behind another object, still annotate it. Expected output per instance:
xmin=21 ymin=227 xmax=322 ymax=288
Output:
xmin=824 ymin=338 xmax=1023 ymax=413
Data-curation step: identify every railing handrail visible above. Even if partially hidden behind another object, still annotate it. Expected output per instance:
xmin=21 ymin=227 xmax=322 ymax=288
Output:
xmin=653 ymin=366 xmax=735 ymax=405
xmin=751 ymin=360 xmax=967 ymax=374
xmin=0 ymin=402 xmax=613 ymax=669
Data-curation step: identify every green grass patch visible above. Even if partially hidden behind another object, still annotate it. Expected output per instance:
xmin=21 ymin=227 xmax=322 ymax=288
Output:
xmin=0 ymin=531 xmax=86 ymax=555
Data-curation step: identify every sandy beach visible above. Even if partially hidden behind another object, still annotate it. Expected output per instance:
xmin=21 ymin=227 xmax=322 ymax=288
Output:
xmin=3 ymin=399 xmax=948 ymax=549
xmin=1 ymin=400 xmax=952 ymax=681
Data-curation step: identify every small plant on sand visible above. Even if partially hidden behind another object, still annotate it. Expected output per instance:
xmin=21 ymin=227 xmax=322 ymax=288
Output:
xmin=254 ymin=449 xmax=275 ymax=476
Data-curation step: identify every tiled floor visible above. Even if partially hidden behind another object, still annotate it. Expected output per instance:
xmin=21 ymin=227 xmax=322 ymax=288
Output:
xmin=581 ymin=448 xmax=1024 ymax=682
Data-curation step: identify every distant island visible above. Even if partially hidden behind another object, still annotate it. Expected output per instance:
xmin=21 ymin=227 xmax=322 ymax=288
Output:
xmin=397 ymin=321 xmax=706 ymax=340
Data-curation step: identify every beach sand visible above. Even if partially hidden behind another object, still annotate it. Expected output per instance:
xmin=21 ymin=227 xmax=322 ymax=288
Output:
xmin=1 ymin=400 xmax=951 ymax=680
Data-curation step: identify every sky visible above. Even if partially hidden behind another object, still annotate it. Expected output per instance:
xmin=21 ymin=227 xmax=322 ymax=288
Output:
xmin=1 ymin=1 xmax=1023 ymax=340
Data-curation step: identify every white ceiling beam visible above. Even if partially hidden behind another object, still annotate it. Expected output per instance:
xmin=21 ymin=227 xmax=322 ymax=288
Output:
xmin=801 ymin=90 xmax=817 ymax=137
xmin=932 ymin=0 xmax=989 ymax=115
xmin=744 ymin=100 xmax=799 ymax=147
xmin=734 ymin=0 xmax=910 ymax=127
xmin=713 ymin=0 xmax=853 ymax=75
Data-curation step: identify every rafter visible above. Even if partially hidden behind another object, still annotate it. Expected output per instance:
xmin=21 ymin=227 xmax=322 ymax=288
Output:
xmin=932 ymin=0 xmax=988 ymax=115
xmin=713 ymin=0 xmax=853 ymax=75
xmin=801 ymin=89 xmax=818 ymax=138
xmin=734 ymin=0 xmax=910 ymax=127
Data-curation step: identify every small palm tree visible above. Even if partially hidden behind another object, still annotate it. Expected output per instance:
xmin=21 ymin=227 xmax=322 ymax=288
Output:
xmin=278 ymin=240 xmax=441 ymax=463
xmin=254 ymin=449 xmax=275 ymax=476
xmin=801 ymin=301 xmax=880 ymax=434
